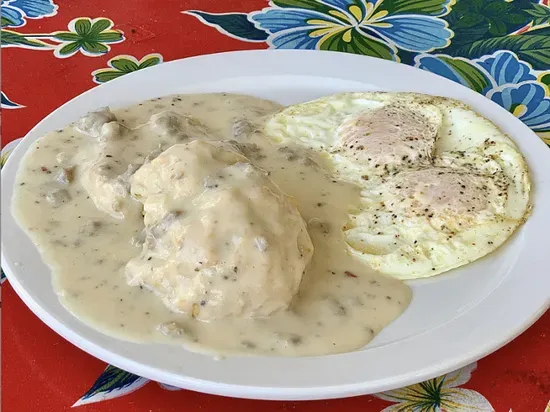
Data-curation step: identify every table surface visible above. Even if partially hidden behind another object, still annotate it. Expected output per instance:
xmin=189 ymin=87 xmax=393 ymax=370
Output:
xmin=1 ymin=1 xmax=549 ymax=411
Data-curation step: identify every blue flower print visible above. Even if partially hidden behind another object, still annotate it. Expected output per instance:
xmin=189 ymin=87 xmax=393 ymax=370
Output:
xmin=415 ymin=51 xmax=550 ymax=141
xmin=476 ymin=51 xmax=537 ymax=87
xmin=489 ymin=82 xmax=550 ymax=132
xmin=248 ymin=0 xmax=454 ymax=61
xmin=415 ymin=53 xmax=492 ymax=93
xmin=1 ymin=0 xmax=57 ymax=28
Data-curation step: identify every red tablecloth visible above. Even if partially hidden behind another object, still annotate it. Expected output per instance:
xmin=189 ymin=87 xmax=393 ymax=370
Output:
xmin=2 ymin=1 xmax=549 ymax=410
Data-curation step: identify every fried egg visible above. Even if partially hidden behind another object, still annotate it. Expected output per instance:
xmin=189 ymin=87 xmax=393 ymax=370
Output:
xmin=264 ymin=92 xmax=531 ymax=279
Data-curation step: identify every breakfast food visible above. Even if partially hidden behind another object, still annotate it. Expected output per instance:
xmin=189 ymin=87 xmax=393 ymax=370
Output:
xmin=265 ymin=92 xmax=531 ymax=279
xmin=126 ymin=141 xmax=313 ymax=320
xmin=13 ymin=93 xmax=411 ymax=356
xmin=74 ymin=107 xmax=214 ymax=220
xmin=12 ymin=90 xmax=529 ymax=356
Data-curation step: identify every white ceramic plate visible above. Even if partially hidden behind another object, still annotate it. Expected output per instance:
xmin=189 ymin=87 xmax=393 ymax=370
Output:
xmin=2 ymin=50 xmax=549 ymax=401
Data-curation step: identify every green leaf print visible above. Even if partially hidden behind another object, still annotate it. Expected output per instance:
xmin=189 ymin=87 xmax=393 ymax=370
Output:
xmin=83 ymin=41 xmax=108 ymax=54
xmin=58 ymin=41 xmax=81 ymax=56
xmin=110 ymin=58 xmax=139 ymax=72
xmin=380 ymin=0 xmax=453 ymax=16
xmin=1 ymin=15 xmax=17 ymax=27
xmin=454 ymin=33 xmax=550 ymax=70
xmin=319 ymin=28 xmax=395 ymax=61
xmin=52 ymin=17 xmax=124 ymax=58
xmin=96 ymin=32 xmax=123 ymax=42
xmin=434 ymin=56 xmax=490 ymax=93
xmin=93 ymin=71 xmax=125 ymax=83
xmin=53 ymin=32 xmax=80 ymax=41
xmin=526 ymin=4 xmax=550 ymax=27
xmin=89 ymin=19 xmax=112 ymax=35
xmin=444 ymin=0 xmax=535 ymax=46
xmin=72 ymin=365 xmax=149 ymax=407
xmin=74 ymin=18 xmax=92 ymax=35
xmin=1 ymin=29 xmax=49 ymax=48
xmin=0 ymin=151 xmax=11 ymax=168
xmin=138 ymin=56 xmax=161 ymax=69
xmin=91 ymin=54 xmax=164 ymax=84
xmin=271 ymin=0 xmax=331 ymax=12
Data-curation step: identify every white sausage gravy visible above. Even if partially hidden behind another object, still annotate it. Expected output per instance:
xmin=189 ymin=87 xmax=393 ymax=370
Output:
xmin=13 ymin=93 xmax=411 ymax=356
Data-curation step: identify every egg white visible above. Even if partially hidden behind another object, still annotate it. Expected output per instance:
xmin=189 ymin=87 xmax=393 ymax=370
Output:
xmin=263 ymin=92 xmax=531 ymax=279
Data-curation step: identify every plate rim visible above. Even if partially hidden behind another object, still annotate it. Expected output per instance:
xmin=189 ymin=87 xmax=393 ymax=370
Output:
xmin=2 ymin=49 xmax=550 ymax=400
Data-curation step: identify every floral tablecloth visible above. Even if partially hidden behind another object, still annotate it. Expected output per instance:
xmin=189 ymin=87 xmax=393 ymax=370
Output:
xmin=2 ymin=0 xmax=550 ymax=411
